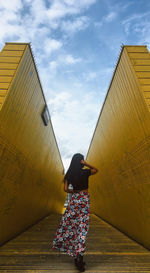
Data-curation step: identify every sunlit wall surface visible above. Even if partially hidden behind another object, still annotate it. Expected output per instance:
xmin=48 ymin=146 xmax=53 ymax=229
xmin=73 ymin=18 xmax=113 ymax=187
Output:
xmin=0 ymin=43 xmax=66 ymax=246
xmin=87 ymin=46 xmax=150 ymax=249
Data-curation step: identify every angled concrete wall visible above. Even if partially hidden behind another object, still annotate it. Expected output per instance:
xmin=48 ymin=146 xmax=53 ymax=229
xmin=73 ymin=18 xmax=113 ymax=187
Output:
xmin=0 ymin=43 xmax=66 ymax=246
xmin=87 ymin=46 xmax=150 ymax=249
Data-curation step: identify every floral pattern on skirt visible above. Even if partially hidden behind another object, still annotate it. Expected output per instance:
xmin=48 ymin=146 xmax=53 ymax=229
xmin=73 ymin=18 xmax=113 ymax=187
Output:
xmin=52 ymin=191 xmax=90 ymax=257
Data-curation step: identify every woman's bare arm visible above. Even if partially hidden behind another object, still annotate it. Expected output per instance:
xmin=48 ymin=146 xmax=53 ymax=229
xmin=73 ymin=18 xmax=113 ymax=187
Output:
xmin=81 ymin=160 xmax=98 ymax=175
xmin=64 ymin=179 xmax=71 ymax=193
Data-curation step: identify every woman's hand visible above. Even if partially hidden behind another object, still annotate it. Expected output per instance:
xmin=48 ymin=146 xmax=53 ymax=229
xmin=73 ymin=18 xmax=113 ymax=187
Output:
xmin=64 ymin=179 xmax=75 ymax=193
xmin=81 ymin=160 xmax=98 ymax=175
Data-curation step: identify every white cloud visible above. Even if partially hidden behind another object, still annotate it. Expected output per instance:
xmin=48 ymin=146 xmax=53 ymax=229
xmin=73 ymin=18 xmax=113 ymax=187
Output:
xmin=121 ymin=11 xmax=150 ymax=48
xmin=94 ymin=11 xmax=117 ymax=30
xmin=122 ymin=12 xmax=150 ymax=25
xmin=63 ymin=0 xmax=96 ymax=6
xmin=46 ymin=1 xmax=78 ymax=20
xmin=0 ymin=0 xmax=97 ymax=47
xmin=85 ymin=71 xmax=97 ymax=81
xmin=61 ymin=16 xmax=89 ymax=34
xmin=0 ymin=0 xmax=97 ymax=53
xmin=64 ymin=54 xmax=81 ymax=64
xmin=0 ymin=0 xmax=22 ymax=11
xmin=94 ymin=21 xmax=103 ymax=28
xmin=49 ymin=60 xmax=58 ymax=70
xmin=48 ymin=53 xmax=82 ymax=73
xmin=73 ymin=0 xmax=97 ymax=9
xmin=27 ymin=0 xmax=49 ymax=26
xmin=46 ymin=0 xmax=97 ymax=21
xmin=44 ymin=38 xmax=63 ymax=54
xmin=81 ymin=67 xmax=113 ymax=85
xmin=122 ymin=11 xmax=150 ymax=36
xmin=105 ymin=11 xmax=117 ymax=22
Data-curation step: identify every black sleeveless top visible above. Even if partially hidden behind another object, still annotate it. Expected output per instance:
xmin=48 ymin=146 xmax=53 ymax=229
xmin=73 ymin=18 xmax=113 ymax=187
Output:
xmin=73 ymin=168 xmax=91 ymax=190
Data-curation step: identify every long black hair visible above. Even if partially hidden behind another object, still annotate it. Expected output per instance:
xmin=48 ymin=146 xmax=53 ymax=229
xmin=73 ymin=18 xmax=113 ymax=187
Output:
xmin=63 ymin=153 xmax=84 ymax=189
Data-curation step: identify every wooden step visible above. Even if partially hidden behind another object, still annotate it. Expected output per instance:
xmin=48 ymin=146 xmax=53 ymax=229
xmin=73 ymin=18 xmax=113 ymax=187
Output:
xmin=0 ymin=213 xmax=150 ymax=272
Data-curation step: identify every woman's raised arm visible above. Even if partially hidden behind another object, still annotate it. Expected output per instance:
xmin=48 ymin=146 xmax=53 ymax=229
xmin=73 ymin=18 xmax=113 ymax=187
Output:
xmin=81 ymin=160 xmax=98 ymax=175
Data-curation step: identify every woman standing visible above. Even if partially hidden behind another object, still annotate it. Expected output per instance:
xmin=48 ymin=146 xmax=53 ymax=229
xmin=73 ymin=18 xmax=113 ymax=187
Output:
xmin=52 ymin=153 xmax=98 ymax=272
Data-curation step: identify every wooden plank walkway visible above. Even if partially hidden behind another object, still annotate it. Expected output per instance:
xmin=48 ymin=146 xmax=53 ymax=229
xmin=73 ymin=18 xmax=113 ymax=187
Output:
xmin=0 ymin=213 xmax=150 ymax=272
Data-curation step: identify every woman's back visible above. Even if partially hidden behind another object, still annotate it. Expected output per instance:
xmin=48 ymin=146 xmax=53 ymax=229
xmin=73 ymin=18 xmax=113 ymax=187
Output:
xmin=72 ymin=168 xmax=91 ymax=190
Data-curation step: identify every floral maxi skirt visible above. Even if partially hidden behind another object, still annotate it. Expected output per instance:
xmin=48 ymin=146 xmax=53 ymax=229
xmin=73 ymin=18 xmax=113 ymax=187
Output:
xmin=52 ymin=191 xmax=90 ymax=257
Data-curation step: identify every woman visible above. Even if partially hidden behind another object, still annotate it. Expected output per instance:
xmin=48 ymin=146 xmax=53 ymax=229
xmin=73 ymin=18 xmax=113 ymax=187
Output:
xmin=52 ymin=153 xmax=98 ymax=272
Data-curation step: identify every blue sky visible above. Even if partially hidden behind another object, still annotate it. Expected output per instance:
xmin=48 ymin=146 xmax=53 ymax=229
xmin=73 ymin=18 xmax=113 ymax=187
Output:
xmin=0 ymin=0 xmax=150 ymax=170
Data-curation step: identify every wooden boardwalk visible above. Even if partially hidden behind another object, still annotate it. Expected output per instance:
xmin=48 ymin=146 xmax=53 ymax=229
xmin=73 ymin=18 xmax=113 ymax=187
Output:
xmin=0 ymin=213 xmax=150 ymax=272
